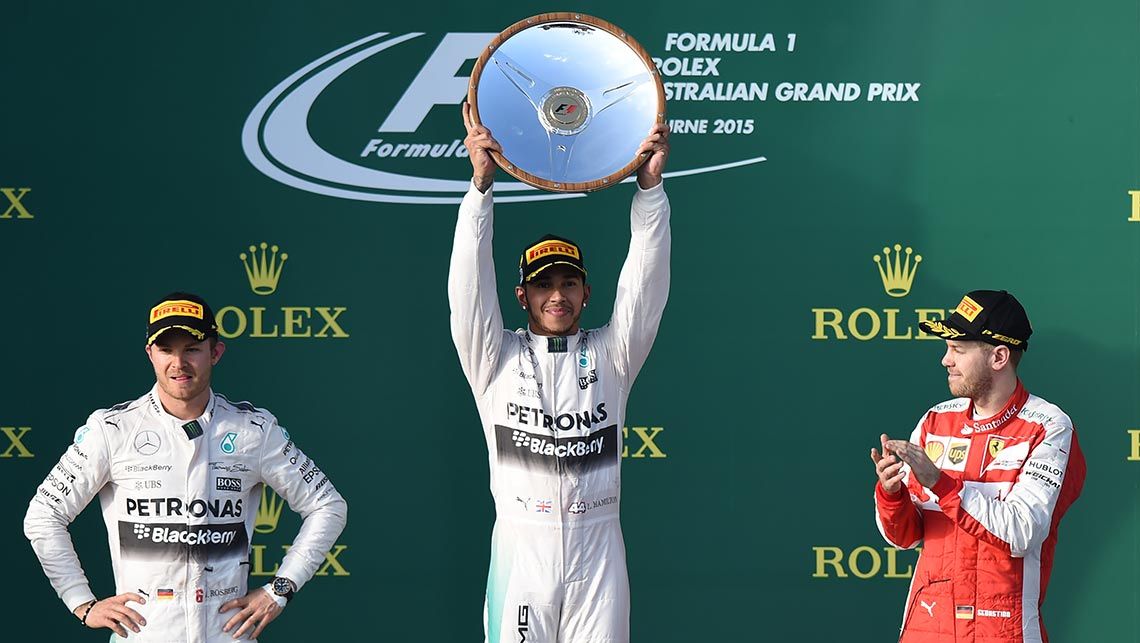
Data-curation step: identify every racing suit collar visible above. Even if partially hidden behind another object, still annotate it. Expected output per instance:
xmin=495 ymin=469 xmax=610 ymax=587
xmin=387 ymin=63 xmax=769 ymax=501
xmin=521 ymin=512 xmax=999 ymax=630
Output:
xmin=146 ymin=385 xmax=217 ymax=427
xmin=963 ymin=379 xmax=1028 ymax=434
xmin=525 ymin=329 xmax=584 ymax=355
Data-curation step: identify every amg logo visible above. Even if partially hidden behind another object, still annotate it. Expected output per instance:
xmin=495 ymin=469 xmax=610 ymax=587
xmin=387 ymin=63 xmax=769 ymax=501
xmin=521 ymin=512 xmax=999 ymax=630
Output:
xmin=216 ymin=477 xmax=242 ymax=492
xmin=517 ymin=605 xmax=530 ymax=642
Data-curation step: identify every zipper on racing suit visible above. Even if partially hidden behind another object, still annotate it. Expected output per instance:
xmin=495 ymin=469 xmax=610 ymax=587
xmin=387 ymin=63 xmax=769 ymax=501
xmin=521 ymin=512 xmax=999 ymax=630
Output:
xmin=549 ymin=345 xmax=567 ymax=589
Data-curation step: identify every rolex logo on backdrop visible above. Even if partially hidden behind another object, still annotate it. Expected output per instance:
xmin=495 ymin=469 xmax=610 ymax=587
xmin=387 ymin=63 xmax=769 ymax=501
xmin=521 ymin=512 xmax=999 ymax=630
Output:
xmin=1 ymin=187 xmax=34 ymax=219
xmin=873 ymin=244 xmax=921 ymax=298
xmin=255 ymin=485 xmax=285 ymax=534
xmin=250 ymin=487 xmax=350 ymax=577
xmin=1129 ymin=190 xmax=1140 ymax=222
xmin=1125 ymin=429 xmax=1140 ymax=461
xmin=622 ymin=426 xmax=667 ymax=459
xmin=215 ymin=242 xmax=349 ymax=339
xmin=241 ymin=243 xmax=288 ymax=295
xmin=811 ymin=243 xmax=949 ymax=341
xmin=1 ymin=426 xmax=34 ymax=458
xmin=812 ymin=545 xmax=919 ymax=579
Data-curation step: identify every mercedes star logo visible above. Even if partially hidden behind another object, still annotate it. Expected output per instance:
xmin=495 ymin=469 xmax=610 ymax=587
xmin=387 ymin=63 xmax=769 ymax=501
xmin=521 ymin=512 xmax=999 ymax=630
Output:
xmin=134 ymin=430 xmax=161 ymax=456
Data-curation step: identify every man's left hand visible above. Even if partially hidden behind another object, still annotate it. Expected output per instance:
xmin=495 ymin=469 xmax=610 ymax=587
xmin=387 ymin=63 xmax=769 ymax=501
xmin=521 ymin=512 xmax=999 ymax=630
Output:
xmin=220 ymin=587 xmax=282 ymax=640
xmin=636 ymin=123 xmax=670 ymax=189
xmin=884 ymin=439 xmax=942 ymax=488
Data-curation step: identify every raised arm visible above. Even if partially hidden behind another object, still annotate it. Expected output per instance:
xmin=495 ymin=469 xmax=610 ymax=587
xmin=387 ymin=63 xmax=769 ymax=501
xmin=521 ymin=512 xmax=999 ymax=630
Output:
xmin=607 ymin=124 xmax=672 ymax=385
xmin=449 ymin=103 xmax=507 ymax=394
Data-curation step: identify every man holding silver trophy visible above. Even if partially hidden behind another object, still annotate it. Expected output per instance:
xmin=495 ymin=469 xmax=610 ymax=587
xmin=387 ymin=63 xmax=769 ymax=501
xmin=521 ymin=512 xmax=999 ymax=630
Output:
xmin=450 ymin=91 xmax=670 ymax=642
xmin=451 ymin=15 xmax=671 ymax=640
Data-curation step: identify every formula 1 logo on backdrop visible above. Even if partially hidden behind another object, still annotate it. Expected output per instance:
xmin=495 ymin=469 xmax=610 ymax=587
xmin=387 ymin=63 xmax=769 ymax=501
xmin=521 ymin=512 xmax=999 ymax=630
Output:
xmin=243 ymin=31 xmax=766 ymax=205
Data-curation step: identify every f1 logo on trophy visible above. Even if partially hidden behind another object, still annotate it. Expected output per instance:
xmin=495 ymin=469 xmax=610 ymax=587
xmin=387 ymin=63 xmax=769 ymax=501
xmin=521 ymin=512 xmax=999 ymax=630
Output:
xmin=467 ymin=12 xmax=666 ymax=192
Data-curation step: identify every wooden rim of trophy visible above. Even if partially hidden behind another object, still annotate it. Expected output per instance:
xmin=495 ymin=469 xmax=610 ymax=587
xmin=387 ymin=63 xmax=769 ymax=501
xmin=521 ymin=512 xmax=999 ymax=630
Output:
xmin=467 ymin=12 xmax=666 ymax=193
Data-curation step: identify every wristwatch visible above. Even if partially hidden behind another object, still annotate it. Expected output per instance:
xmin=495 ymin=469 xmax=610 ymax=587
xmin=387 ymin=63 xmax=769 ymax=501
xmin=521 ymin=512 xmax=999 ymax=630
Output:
xmin=263 ymin=577 xmax=296 ymax=608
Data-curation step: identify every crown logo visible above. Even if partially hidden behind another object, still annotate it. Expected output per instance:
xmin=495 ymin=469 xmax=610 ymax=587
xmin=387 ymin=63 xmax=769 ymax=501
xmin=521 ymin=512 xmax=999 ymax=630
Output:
xmin=873 ymin=244 xmax=922 ymax=298
xmin=240 ymin=242 xmax=288 ymax=295
xmin=255 ymin=486 xmax=285 ymax=534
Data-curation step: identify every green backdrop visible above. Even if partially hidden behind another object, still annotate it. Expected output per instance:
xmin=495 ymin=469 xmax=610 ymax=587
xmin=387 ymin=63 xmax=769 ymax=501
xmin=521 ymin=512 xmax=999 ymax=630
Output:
xmin=1 ymin=1 xmax=1136 ymax=640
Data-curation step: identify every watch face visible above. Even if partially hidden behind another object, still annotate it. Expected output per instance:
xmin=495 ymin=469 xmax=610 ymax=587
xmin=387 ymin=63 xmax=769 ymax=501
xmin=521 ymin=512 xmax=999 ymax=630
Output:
xmin=272 ymin=578 xmax=292 ymax=596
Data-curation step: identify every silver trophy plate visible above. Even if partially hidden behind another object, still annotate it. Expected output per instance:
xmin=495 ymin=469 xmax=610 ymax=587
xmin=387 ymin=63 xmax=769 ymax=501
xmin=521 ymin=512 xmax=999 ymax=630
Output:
xmin=468 ymin=13 xmax=665 ymax=193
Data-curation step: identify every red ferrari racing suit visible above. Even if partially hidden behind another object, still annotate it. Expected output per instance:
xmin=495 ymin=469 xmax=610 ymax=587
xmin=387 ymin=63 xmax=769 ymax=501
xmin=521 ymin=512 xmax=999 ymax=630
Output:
xmin=875 ymin=381 xmax=1085 ymax=643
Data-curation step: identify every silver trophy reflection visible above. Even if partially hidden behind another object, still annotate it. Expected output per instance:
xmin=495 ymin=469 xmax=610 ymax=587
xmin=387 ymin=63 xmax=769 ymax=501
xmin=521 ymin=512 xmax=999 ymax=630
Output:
xmin=468 ymin=13 xmax=666 ymax=193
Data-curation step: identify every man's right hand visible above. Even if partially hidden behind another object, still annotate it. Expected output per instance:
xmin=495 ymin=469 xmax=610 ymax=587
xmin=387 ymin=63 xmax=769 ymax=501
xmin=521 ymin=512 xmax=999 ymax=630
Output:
xmin=870 ymin=433 xmax=906 ymax=494
xmin=74 ymin=593 xmax=147 ymax=637
xmin=462 ymin=101 xmax=502 ymax=193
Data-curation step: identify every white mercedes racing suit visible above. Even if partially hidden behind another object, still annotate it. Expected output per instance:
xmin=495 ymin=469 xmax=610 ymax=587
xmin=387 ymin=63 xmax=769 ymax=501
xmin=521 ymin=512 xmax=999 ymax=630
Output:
xmin=24 ymin=387 xmax=348 ymax=642
xmin=449 ymin=181 xmax=670 ymax=643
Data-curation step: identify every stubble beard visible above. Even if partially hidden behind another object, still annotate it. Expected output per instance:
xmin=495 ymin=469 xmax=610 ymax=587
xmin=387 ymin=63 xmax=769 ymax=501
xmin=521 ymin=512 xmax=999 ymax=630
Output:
xmin=950 ymin=368 xmax=992 ymax=401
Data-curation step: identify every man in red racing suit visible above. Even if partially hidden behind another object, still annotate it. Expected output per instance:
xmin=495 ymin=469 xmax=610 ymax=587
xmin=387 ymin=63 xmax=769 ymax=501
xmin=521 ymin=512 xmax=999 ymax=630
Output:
xmin=872 ymin=290 xmax=1085 ymax=643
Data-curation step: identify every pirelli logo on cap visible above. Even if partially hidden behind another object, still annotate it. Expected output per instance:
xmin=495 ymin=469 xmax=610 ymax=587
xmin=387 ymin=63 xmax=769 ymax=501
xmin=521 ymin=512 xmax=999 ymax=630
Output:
xmin=150 ymin=300 xmax=204 ymax=322
xmin=527 ymin=240 xmax=580 ymax=262
xmin=955 ymin=296 xmax=982 ymax=322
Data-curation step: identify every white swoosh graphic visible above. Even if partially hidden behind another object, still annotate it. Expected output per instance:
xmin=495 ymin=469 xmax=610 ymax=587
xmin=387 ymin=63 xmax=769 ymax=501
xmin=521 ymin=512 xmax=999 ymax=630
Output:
xmin=243 ymin=32 xmax=766 ymax=205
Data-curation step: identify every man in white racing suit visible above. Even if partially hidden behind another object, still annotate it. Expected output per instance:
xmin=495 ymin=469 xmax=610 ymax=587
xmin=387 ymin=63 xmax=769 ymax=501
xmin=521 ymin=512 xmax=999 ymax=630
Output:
xmin=450 ymin=104 xmax=670 ymax=643
xmin=24 ymin=292 xmax=348 ymax=642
